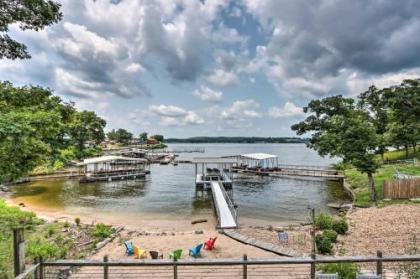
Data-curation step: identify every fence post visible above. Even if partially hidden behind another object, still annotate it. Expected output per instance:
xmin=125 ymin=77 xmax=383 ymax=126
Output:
xmin=173 ymin=258 xmax=178 ymax=279
xmin=103 ymin=255 xmax=108 ymax=279
xmin=243 ymin=254 xmax=248 ymax=279
xmin=13 ymin=228 xmax=25 ymax=277
xmin=376 ymin=250 xmax=383 ymax=275
xmin=310 ymin=253 xmax=316 ymax=279
xmin=34 ymin=257 xmax=40 ymax=279
xmin=39 ymin=256 xmax=44 ymax=279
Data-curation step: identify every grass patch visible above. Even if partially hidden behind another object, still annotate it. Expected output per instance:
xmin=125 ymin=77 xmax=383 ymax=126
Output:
xmin=0 ymin=199 xmax=113 ymax=278
xmin=379 ymin=148 xmax=420 ymax=161
xmin=345 ymin=163 xmax=420 ymax=206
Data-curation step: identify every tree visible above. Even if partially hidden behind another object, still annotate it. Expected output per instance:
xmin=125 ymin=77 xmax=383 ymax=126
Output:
xmin=291 ymin=96 xmax=380 ymax=201
xmin=358 ymin=86 xmax=389 ymax=162
xmin=115 ymin=128 xmax=133 ymax=144
xmin=151 ymin=134 xmax=164 ymax=142
xmin=0 ymin=0 xmax=62 ymax=59
xmin=383 ymin=79 xmax=420 ymax=157
xmin=106 ymin=129 xmax=118 ymax=141
xmin=68 ymin=111 xmax=106 ymax=156
xmin=139 ymin=132 xmax=148 ymax=142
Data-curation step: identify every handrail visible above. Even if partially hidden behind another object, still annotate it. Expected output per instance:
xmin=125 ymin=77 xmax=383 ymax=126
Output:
xmin=42 ymin=254 xmax=420 ymax=266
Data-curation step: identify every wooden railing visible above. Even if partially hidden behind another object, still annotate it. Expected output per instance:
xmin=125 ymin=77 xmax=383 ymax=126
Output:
xmin=16 ymin=253 xmax=420 ymax=279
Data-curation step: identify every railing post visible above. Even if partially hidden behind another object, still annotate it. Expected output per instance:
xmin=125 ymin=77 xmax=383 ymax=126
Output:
xmin=13 ymin=228 xmax=25 ymax=277
xmin=310 ymin=253 xmax=316 ymax=279
xmin=103 ymin=255 xmax=108 ymax=279
xmin=173 ymin=258 xmax=178 ymax=279
xmin=376 ymin=250 xmax=383 ymax=276
xmin=243 ymin=254 xmax=248 ymax=279
xmin=34 ymin=257 xmax=40 ymax=279
xmin=39 ymin=256 xmax=44 ymax=279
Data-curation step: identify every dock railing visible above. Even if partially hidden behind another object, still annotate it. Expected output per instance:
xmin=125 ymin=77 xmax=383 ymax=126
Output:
xmin=17 ymin=253 xmax=420 ymax=279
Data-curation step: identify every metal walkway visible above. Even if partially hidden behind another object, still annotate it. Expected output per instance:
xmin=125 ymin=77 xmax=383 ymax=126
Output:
xmin=210 ymin=181 xmax=237 ymax=229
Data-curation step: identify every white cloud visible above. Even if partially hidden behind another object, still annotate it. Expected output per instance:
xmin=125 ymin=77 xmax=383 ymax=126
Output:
xmin=207 ymin=69 xmax=239 ymax=86
xmin=220 ymin=99 xmax=261 ymax=121
xmin=149 ymin=104 xmax=204 ymax=126
xmin=193 ymin=86 xmax=223 ymax=102
xmin=268 ymin=102 xmax=304 ymax=118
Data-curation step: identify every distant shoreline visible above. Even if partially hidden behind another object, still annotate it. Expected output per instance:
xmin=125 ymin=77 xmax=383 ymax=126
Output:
xmin=165 ymin=136 xmax=307 ymax=144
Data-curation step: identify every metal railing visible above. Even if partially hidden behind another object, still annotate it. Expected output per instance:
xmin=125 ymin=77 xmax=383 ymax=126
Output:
xmin=16 ymin=253 xmax=420 ymax=279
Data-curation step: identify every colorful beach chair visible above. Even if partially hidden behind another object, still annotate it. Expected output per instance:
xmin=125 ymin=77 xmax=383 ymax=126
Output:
xmin=124 ymin=241 xmax=134 ymax=255
xmin=169 ymin=249 xmax=183 ymax=260
xmin=189 ymin=243 xmax=203 ymax=258
xmin=134 ymin=245 xmax=147 ymax=259
xmin=204 ymin=236 xmax=217 ymax=250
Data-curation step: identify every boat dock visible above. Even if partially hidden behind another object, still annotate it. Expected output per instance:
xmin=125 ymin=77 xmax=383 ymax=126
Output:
xmin=233 ymin=166 xmax=344 ymax=180
xmin=211 ymin=181 xmax=237 ymax=229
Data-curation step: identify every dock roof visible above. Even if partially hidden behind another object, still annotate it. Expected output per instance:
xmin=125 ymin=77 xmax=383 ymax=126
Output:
xmin=79 ymin=155 xmax=147 ymax=165
xmin=239 ymin=153 xmax=278 ymax=160
xmin=191 ymin=157 xmax=237 ymax=164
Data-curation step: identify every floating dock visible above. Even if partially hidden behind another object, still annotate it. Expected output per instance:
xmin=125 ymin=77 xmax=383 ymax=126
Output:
xmin=211 ymin=182 xmax=237 ymax=229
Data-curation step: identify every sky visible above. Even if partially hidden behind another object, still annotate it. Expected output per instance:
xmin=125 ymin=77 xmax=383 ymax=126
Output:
xmin=2 ymin=0 xmax=420 ymax=138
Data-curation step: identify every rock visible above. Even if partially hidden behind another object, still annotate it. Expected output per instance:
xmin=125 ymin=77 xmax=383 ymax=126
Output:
xmin=327 ymin=203 xmax=342 ymax=209
xmin=18 ymin=202 xmax=25 ymax=207
xmin=194 ymin=230 xmax=204 ymax=235
xmin=0 ymin=185 xmax=10 ymax=192
xmin=171 ymin=232 xmax=175 ymax=236
xmin=267 ymin=225 xmax=274 ymax=231
xmin=161 ymin=232 xmax=167 ymax=236
xmin=191 ymin=219 xmax=208 ymax=224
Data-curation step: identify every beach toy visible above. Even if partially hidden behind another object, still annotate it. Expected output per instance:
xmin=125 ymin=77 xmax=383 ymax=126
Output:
xmin=124 ymin=241 xmax=134 ymax=255
xmin=204 ymin=236 xmax=217 ymax=250
xmin=134 ymin=245 xmax=146 ymax=259
xmin=169 ymin=249 xmax=183 ymax=260
xmin=189 ymin=243 xmax=203 ymax=258
xmin=149 ymin=250 xmax=161 ymax=259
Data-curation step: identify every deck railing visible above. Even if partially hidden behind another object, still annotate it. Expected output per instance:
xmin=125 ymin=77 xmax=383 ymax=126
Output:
xmin=17 ymin=253 xmax=420 ymax=279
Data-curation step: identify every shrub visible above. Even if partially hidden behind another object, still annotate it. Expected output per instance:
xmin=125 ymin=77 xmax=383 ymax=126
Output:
xmin=323 ymin=229 xmax=338 ymax=243
xmin=47 ymin=227 xmax=55 ymax=237
xmin=332 ymin=219 xmax=348 ymax=235
xmin=93 ymin=223 xmax=113 ymax=238
xmin=75 ymin=217 xmax=80 ymax=226
xmin=63 ymin=221 xmax=70 ymax=228
xmin=27 ymin=238 xmax=61 ymax=259
xmin=319 ymin=263 xmax=360 ymax=279
xmin=316 ymin=234 xmax=333 ymax=254
xmin=315 ymin=213 xmax=334 ymax=230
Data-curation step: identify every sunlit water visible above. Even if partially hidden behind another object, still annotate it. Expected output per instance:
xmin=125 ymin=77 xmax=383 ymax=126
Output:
xmin=10 ymin=144 xmax=349 ymax=224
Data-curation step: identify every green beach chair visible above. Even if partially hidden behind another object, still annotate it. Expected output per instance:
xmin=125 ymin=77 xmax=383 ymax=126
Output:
xmin=169 ymin=249 xmax=182 ymax=260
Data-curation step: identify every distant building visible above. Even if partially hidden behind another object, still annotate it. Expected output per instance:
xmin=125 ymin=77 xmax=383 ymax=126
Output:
xmin=146 ymin=138 xmax=159 ymax=145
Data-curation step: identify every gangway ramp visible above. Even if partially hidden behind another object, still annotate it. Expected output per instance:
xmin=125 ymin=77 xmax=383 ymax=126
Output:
xmin=210 ymin=181 xmax=237 ymax=229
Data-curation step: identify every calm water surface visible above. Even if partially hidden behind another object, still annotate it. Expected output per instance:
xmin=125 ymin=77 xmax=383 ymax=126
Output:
xmin=10 ymin=144 xmax=349 ymax=224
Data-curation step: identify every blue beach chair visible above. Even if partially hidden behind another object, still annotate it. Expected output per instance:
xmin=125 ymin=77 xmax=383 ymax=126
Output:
xmin=124 ymin=241 xmax=134 ymax=255
xmin=189 ymin=243 xmax=203 ymax=258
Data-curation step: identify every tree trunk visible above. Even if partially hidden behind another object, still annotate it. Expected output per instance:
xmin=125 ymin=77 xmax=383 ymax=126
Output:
xmin=405 ymin=145 xmax=409 ymax=158
xmin=413 ymin=142 xmax=417 ymax=153
xmin=380 ymin=152 xmax=384 ymax=163
xmin=367 ymin=172 xmax=377 ymax=202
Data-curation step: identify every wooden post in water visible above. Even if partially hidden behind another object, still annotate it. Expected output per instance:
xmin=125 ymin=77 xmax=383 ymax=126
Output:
xmin=13 ymin=228 xmax=25 ymax=277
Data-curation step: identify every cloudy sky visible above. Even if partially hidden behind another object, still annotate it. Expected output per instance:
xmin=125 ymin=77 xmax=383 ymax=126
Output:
xmin=2 ymin=0 xmax=420 ymax=137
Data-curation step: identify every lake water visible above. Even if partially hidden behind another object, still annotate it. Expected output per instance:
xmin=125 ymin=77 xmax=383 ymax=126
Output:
xmin=10 ymin=144 xmax=349 ymax=225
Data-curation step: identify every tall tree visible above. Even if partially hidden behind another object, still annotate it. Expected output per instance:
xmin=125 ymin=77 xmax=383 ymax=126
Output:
xmin=292 ymin=96 xmax=380 ymax=201
xmin=383 ymin=79 xmax=420 ymax=157
xmin=68 ymin=111 xmax=106 ymax=155
xmin=0 ymin=0 xmax=62 ymax=59
xmin=139 ymin=132 xmax=148 ymax=142
xmin=151 ymin=134 xmax=164 ymax=142
xmin=115 ymin=128 xmax=133 ymax=144
xmin=358 ymin=85 xmax=389 ymax=162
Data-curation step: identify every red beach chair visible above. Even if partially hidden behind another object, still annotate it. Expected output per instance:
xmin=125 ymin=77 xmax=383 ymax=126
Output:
xmin=204 ymin=236 xmax=217 ymax=250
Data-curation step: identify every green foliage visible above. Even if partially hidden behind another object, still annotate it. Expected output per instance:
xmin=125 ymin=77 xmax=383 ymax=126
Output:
xmin=323 ymin=229 xmax=338 ymax=243
xmin=0 ymin=82 xmax=106 ymax=181
xmin=107 ymin=128 xmax=133 ymax=144
xmin=139 ymin=132 xmax=148 ymax=142
xmin=27 ymin=238 xmax=62 ymax=258
xmin=332 ymin=219 xmax=348 ymax=235
xmin=315 ymin=213 xmax=334 ymax=230
xmin=319 ymin=263 xmax=360 ymax=279
xmin=75 ymin=217 xmax=81 ymax=226
xmin=0 ymin=0 xmax=62 ymax=59
xmin=316 ymin=234 xmax=333 ymax=254
xmin=93 ymin=223 xmax=113 ymax=238
xmin=151 ymin=134 xmax=164 ymax=142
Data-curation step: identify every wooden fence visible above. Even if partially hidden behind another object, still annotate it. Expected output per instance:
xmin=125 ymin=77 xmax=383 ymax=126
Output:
xmin=383 ymin=178 xmax=420 ymax=199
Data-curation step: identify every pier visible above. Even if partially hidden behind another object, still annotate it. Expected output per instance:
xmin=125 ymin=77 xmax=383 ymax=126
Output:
xmin=211 ymin=181 xmax=237 ymax=229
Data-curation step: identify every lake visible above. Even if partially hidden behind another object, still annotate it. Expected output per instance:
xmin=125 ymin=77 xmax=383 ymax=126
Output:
xmin=10 ymin=143 xmax=349 ymax=225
